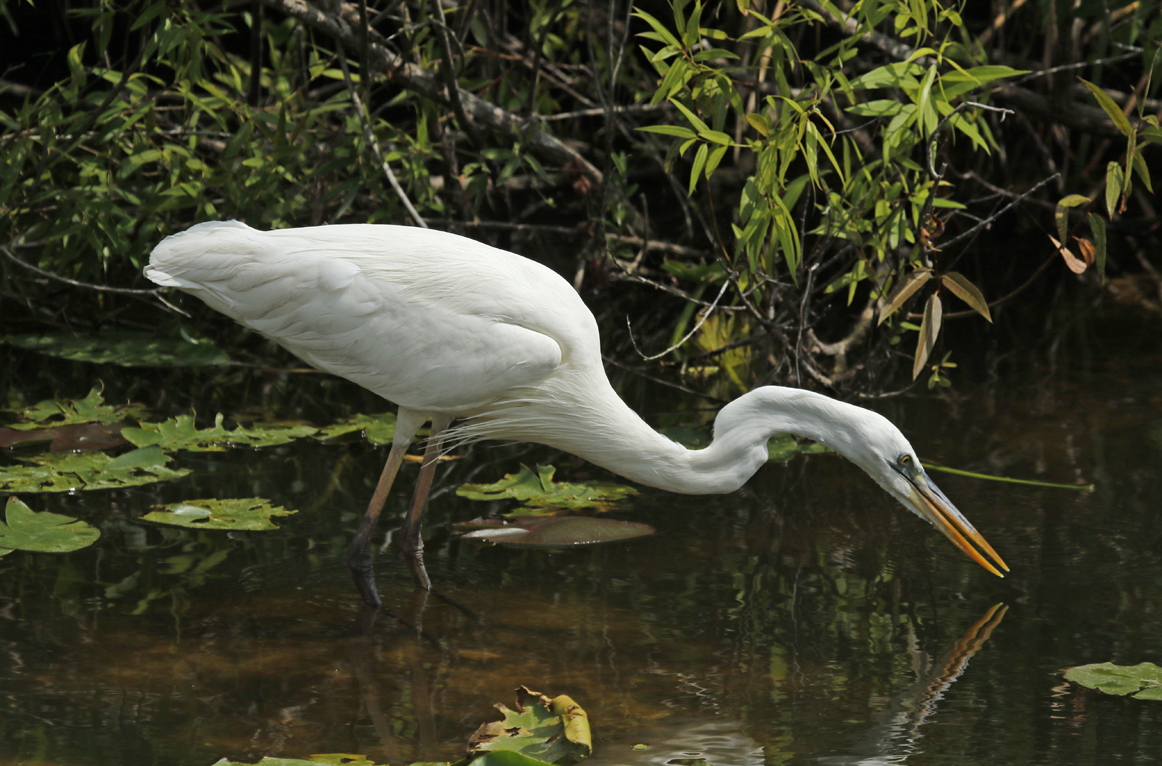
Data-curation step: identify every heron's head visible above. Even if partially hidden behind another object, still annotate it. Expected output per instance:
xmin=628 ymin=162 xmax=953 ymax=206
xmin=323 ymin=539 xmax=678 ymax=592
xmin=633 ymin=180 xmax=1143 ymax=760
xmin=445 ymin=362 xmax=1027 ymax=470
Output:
xmin=721 ymin=387 xmax=1009 ymax=577
xmin=841 ymin=417 xmax=1008 ymax=578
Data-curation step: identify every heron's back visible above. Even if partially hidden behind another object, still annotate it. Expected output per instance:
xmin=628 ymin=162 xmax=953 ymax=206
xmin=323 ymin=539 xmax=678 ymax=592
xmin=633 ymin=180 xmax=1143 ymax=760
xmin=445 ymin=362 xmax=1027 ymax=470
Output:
xmin=147 ymin=222 xmax=601 ymax=413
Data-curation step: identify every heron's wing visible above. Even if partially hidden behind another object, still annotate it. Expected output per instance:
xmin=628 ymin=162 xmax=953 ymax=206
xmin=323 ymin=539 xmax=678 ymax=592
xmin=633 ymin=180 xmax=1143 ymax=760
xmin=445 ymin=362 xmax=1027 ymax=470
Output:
xmin=148 ymin=222 xmax=567 ymax=412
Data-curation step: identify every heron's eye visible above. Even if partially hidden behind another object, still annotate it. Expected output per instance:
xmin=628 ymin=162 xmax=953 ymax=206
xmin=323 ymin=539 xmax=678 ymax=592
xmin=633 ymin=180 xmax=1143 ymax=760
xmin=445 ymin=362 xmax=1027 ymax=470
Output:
xmin=899 ymin=455 xmax=913 ymax=468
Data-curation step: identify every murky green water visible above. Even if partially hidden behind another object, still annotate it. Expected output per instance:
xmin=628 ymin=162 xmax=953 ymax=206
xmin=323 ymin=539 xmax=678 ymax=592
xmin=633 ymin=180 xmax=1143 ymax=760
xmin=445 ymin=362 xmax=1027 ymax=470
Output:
xmin=2 ymin=294 xmax=1162 ymax=766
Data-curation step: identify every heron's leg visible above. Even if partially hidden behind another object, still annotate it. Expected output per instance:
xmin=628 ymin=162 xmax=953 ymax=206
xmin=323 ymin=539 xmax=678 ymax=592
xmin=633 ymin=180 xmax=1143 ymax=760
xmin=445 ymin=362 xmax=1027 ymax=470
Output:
xmin=399 ymin=413 xmax=453 ymax=591
xmin=347 ymin=408 xmax=428 ymax=608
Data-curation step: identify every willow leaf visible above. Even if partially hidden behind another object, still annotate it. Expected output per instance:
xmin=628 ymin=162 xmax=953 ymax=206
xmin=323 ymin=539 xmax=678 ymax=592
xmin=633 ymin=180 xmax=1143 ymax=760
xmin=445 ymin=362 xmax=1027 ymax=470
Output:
xmin=878 ymin=269 xmax=931 ymax=325
xmin=940 ymin=272 xmax=991 ymax=322
xmin=912 ymin=293 xmax=942 ymax=380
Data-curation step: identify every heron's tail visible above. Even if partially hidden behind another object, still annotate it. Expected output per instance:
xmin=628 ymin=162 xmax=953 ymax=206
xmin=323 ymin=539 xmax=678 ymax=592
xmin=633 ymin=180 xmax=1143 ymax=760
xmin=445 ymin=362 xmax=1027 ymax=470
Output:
xmin=145 ymin=220 xmax=256 ymax=284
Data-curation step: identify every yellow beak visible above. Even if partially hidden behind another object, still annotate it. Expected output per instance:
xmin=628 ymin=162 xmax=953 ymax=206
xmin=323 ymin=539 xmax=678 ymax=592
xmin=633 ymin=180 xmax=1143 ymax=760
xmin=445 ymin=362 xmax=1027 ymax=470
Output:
xmin=909 ymin=468 xmax=1009 ymax=577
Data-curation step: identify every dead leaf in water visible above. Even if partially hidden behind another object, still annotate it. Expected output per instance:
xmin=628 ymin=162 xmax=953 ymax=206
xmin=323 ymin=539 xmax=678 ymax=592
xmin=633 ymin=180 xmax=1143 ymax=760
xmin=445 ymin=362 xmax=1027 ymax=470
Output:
xmin=467 ymin=686 xmax=591 ymax=765
xmin=455 ymin=516 xmax=654 ymax=548
xmin=0 ymin=422 xmax=127 ymax=452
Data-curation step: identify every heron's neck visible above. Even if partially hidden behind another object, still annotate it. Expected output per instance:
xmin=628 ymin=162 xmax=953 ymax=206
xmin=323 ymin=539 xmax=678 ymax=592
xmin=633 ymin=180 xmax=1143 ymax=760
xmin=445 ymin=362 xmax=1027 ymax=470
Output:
xmin=536 ymin=383 xmax=858 ymax=495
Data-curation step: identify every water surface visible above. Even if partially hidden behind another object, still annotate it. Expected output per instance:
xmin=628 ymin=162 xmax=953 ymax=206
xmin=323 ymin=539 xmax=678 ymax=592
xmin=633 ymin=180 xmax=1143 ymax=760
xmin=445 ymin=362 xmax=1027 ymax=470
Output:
xmin=2 ymin=296 xmax=1161 ymax=765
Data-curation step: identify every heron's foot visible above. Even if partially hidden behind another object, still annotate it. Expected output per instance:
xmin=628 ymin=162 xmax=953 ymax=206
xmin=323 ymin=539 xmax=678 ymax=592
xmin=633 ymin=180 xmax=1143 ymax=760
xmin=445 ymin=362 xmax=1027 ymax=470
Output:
xmin=347 ymin=542 xmax=382 ymax=608
xmin=399 ymin=531 xmax=431 ymax=591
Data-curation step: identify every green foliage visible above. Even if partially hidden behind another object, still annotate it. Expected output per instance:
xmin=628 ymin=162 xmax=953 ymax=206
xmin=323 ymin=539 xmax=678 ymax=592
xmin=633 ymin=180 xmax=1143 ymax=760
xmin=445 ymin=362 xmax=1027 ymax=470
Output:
xmin=122 ymin=412 xmax=317 ymax=451
xmin=456 ymin=464 xmax=638 ymax=516
xmin=2 ymin=0 xmax=1153 ymax=396
xmin=467 ymin=686 xmax=591 ymax=765
xmin=0 ymin=497 xmax=101 ymax=555
xmin=1 ymin=389 xmax=395 ymax=495
xmin=635 ymin=0 xmax=1027 ymax=385
xmin=4 ymin=386 xmax=146 ymax=430
xmin=1 ymin=2 xmax=439 ymax=285
xmin=1064 ymin=662 xmax=1162 ymax=700
xmin=0 ymin=445 xmax=189 ymax=492
xmin=142 ymin=497 xmax=296 ymax=531
xmin=316 ymin=412 xmax=398 ymax=445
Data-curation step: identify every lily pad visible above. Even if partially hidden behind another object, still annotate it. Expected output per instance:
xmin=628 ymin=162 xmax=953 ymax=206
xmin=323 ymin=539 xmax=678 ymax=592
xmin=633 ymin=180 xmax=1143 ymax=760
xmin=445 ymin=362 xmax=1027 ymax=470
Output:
xmin=316 ymin=412 xmax=399 ymax=445
xmin=0 ymin=445 xmax=189 ymax=492
xmin=142 ymin=497 xmax=296 ymax=531
xmin=122 ymin=413 xmax=317 ymax=452
xmin=4 ymin=387 xmax=147 ymax=430
xmin=1064 ymin=662 xmax=1162 ymax=700
xmin=456 ymin=516 xmax=655 ymax=548
xmin=3 ymin=331 xmax=229 ymax=367
xmin=456 ymin=465 xmax=637 ymax=516
xmin=0 ymin=497 xmax=100 ymax=555
xmin=467 ymin=686 xmax=591 ymax=766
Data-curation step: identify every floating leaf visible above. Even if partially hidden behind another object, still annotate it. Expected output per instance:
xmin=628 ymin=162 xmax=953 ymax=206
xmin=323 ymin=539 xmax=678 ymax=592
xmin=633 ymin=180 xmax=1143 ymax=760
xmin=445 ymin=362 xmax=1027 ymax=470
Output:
xmin=0 ymin=497 xmax=100 ymax=555
xmin=316 ymin=412 xmax=398 ymax=445
xmin=142 ymin=498 xmax=296 ymax=531
xmin=456 ymin=465 xmax=637 ymax=516
xmin=940 ymin=272 xmax=992 ymax=322
xmin=0 ymin=446 xmax=189 ymax=492
xmin=4 ymin=387 xmax=146 ymax=430
xmin=1049 ymin=235 xmax=1087 ymax=274
xmin=4 ymin=332 xmax=229 ymax=367
xmin=456 ymin=516 xmax=655 ymax=548
xmin=878 ymin=269 xmax=932 ymax=325
xmin=912 ymin=293 xmax=942 ymax=380
xmin=1064 ymin=662 xmax=1162 ymax=700
xmin=468 ymin=686 xmax=591 ymax=765
xmin=123 ymin=413 xmax=317 ymax=452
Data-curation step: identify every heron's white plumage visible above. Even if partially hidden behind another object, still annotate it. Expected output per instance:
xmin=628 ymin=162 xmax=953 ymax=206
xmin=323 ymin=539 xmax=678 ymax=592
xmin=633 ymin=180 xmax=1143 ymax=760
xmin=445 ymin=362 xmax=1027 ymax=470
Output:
xmin=145 ymin=222 xmax=913 ymax=493
xmin=147 ymin=221 xmax=1007 ymax=582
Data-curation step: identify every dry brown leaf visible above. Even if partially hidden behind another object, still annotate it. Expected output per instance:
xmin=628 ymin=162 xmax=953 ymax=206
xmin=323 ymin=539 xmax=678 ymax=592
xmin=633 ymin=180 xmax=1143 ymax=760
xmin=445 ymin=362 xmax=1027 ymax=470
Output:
xmin=1050 ymin=235 xmax=1087 ymax=274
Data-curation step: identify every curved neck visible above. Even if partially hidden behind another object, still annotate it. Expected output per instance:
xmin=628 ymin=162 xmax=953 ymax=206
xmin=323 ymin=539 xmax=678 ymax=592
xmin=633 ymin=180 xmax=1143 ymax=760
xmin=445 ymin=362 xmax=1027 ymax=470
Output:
xmin=527 ymin=384 xmax=868 ymax=495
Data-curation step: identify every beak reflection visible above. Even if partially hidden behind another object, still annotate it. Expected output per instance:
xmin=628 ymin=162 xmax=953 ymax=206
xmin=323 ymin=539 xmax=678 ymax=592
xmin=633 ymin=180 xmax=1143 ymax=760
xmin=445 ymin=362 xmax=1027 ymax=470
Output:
xmin=909 ymin=467 xmax=1009 ymax=577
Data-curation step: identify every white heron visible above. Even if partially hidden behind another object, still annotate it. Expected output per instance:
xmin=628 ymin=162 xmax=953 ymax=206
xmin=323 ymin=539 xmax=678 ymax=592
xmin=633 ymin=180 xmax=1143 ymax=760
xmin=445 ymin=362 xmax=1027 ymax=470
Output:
xmin=147 ymin=221 xmax=1008 ymax=606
